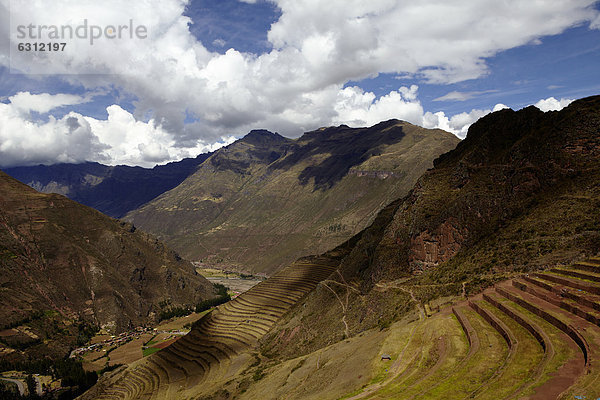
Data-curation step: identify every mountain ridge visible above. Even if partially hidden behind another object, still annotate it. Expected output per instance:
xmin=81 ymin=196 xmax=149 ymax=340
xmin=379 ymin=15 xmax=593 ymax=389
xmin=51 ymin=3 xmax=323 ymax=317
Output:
xmin=259 ymin=95 xmax=600 ymax=360
xmin=4 ymin=153 xmax=212 ymax=218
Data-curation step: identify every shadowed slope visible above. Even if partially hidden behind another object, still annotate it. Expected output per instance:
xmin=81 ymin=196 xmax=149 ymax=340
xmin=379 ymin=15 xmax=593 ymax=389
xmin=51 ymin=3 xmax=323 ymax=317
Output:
xmin=5 ymin=153 xmax=211 ymax=218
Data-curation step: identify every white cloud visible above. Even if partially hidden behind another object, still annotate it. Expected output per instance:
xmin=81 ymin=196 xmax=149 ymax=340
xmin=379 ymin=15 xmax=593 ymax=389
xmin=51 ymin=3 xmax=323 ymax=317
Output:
xmin=8 ymin=92 xmax=90 ymax=114
xmin=591 ymin=13 xmax=600 ymax=29
xmin=212 ymin=38 xmax=226 ymax=47
xmin=0 ymin=100 xmax=235 ymax=168
xmin=0 ymin=102 xmax=106 ymax=167
xmin=433 ymin=90 xmax=498 ymax=102
xmin=534 ymin=97 xmax=574 ymax=112
xmin=334 ymin=85 xmax=425 ymax=127
xmin=0 ymin=84 xmax=574 ymax=167
xmin=332 ymin=85 xmax=513 ymax=139
xmin=0 ymin=0 xmax=597 ymax=166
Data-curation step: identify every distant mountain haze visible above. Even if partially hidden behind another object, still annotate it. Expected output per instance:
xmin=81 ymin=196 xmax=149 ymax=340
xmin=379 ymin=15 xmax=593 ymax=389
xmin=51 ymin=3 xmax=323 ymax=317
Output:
xmin=5 ymin=153 xmax=212 ymax=218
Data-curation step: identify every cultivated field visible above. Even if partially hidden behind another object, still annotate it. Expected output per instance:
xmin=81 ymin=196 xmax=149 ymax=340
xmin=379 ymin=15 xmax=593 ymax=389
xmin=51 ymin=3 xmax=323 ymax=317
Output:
xmin=341 ymin=256 xmax=600 ymax=399
xmin=81 ymin=312 xmax=211 ymax=372
xmin=196 ymin=266 xmax=264 ymax=296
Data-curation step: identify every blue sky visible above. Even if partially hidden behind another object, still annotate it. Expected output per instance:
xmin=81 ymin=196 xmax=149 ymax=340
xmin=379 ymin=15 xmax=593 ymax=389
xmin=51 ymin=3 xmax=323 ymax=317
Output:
xmin=0 ymin=0 xmax=599 ymax=167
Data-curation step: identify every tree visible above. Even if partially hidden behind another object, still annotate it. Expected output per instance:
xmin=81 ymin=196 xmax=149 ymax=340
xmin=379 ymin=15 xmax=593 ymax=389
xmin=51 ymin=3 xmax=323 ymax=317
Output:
xmin=26 ymin=374 xmax=37 ymax=397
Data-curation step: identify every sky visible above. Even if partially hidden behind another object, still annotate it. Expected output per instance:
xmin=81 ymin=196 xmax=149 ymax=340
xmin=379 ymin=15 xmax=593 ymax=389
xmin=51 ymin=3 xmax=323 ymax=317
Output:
xmin=0 ymin=0 xmax=599 ymax=168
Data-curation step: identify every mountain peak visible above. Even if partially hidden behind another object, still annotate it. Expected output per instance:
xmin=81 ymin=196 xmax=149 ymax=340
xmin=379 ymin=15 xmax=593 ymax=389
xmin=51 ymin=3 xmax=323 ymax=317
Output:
xmin=241 ymin=129 xmax=288 ymax=145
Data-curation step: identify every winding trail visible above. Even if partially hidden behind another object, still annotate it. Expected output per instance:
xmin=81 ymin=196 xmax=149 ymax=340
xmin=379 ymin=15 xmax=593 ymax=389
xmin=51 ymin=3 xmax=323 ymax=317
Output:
xmin=321 ymin=271 xmax=359 ymax=339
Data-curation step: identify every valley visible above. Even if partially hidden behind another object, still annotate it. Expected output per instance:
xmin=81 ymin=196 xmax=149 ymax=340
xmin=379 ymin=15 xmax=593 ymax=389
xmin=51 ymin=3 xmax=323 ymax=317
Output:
xmin=80 ymin=96 xmax=600 ymax=399
xmin=194 ymin=267 xmax=265 ymax=298
xmin=73 ymin=269 xmax=263 ymax=374
xmin=125 ymin=122 xmax=459 ymax=275
xmin=82 ymin=253 xmax=345 ymax=399
xmin=3 ymin=0 xmax=600 ymax=398
xmin=1 ymin=95 xmax=599 ymax=399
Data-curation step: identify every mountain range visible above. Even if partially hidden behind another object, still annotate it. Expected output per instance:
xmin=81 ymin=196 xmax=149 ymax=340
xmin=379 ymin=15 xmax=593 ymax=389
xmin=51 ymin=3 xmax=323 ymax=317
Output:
xmin=4 ymin=153 xmax=211 ymax=218
xmin=6 ymin=122 xmax=459 ymax=276
xmin=261 ymin=95 xmax=600 ymax=359
xmin=82 ymin=96 xmax=600 ymax=400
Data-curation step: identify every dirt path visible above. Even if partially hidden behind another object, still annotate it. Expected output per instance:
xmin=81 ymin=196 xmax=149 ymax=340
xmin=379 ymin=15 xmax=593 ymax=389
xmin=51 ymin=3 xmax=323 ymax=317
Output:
xmin=375 ymin=282 xmax=425 ymax=320
xmin=321 ymin=282 xmax=350 ymax=338
xmin=321 ymin=271 xmax=360 ymax=339
xmin=341 ymin=283 xmax=430 ymax=399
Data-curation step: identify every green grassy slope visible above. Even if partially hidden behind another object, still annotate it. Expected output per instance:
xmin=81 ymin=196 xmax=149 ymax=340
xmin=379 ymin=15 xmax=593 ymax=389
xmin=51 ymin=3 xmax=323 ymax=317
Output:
xmin=258 ymin=95 xmax=600 ymax=361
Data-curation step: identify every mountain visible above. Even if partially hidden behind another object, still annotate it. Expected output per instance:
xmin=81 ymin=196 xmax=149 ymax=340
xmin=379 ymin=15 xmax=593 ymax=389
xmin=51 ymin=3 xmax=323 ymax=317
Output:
xmin=0 ymin=171 xmax=215 ymax=361
xmin=4 ymin=153 xmax=211 ymax=218
xmin=82 ymin=96 xmax=600 ymax=400
xmin=125 ymin=121 xmax=460 ymax=275
xmin=259 ymin=95 xmax=600 ymax=359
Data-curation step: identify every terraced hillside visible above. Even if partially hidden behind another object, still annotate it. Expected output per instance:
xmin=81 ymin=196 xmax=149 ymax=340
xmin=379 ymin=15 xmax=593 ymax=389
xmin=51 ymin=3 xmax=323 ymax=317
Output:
xmin=82 ymin=97 xmax=600 ymax=399
xmin=339 ymin=257 xmax=600 ymax=399
xmin=85 ymin=257 xmax=600 ymax=400
xmin=82 ymin=253 xmax=345 ymax=399
xmin=217 ymin=258 xmax=600 ymax=400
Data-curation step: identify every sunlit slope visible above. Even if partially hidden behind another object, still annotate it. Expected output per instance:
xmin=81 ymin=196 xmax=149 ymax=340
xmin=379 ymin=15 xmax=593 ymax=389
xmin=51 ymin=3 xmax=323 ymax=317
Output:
xmin=212 ymin=259 xmax=600 ymax=400
xmin=84 ymin=258 xmax=600 ymax=400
